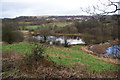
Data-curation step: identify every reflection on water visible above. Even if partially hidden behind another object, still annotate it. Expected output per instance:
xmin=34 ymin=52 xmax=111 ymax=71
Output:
xmin=105 ymin=45 xmax=120 ymax=58
xmin=33 ymin=36 xmax=85 ymax=45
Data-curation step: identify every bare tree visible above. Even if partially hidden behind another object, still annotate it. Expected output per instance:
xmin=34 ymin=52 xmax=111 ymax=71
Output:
xmin=81 ymin=0 xmax=120 ymax=43
xmin=35 ymin=28 xmax=54 ymax=42
xmin=81 ymin=0 xmax=120 ymax=15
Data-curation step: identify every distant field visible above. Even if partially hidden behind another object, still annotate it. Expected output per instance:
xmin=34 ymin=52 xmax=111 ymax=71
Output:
xmin=2 ymin=43 xmax=119 ymax=72
xmin=51 ymin=23 xmax=70 ymax=27
xmin=24 ymin=23 xmax=71 ymax=30
xmin=26 ymin=25 xmax=40 ymax=29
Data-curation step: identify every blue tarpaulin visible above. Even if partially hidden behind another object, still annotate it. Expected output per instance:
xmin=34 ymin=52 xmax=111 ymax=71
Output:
xmin=105 ymin=45 xmax=120 ymax=58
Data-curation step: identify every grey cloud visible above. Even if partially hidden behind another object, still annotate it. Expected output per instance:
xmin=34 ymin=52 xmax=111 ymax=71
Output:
xmin=1 ymin=1 xmax=85 ymax=18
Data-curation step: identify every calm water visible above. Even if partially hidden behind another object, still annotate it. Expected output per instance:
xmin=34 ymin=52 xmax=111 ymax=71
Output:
xmin=32 ymin=36 xmax=85 ymax=45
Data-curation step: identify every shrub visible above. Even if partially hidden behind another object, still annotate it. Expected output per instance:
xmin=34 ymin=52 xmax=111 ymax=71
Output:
xmin=2 ymin=22 xmax=24 ymax=44
xmin=63 ymin=39 xmax=70 ymax=47
xmin=29 ymin=44 xmax=46 ymax=61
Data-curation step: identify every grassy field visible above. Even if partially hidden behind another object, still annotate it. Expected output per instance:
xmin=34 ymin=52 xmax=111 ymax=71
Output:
xmin=2 ymin=43 xmax=32 ymax=55
xmin=2 ymin=43 xmax=119 ymax=72
xmin=25 ymin=25 xmax=40 ymax=29
xmin=51 ymin=23 xmax=70 ymax=27
xmin=24 ymin=23 xmax=70 ymax=30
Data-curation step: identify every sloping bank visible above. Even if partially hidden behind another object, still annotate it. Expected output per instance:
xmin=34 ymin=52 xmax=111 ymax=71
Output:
xmin=2 ymin=43 xmax=119 ymax=71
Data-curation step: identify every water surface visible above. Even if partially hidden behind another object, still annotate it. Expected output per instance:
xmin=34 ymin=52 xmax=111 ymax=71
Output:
xmin=33 ymin=36 xmax=85 ymax=45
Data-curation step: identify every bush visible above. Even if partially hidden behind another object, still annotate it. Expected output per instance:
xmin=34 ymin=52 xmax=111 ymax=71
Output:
xmin=29 ymin=44 xmax=46 ymax=61
xmin=63 ymin=39 xmax=70 ymax=47
xmin=2 ymin=22 xmax=24 ymax=44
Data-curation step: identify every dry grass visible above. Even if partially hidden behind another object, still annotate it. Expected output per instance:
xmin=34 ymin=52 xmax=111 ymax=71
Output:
xmin=17 ymin=57 xmax=118 ymax=78
xmin=2 ymin=51 xmax=25 ymax=61
xmin=90 ymin=43 xmax=111 ymax=54
xmin=0 ymin=42 xmax=8 ymax=45
xmin=2 ymin=51 xmax=119 ymax=79
xmin=97 ymin=56 xmax=120 ymax=64
xmin=2 ymin=51 xmax=25 ymax=78
xmin=20 ymin=30 xmax=31 ymax=38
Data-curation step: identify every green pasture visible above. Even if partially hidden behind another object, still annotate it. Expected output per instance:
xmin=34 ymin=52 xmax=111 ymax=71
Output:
xmin=52 ymin=23 xmax=70 ymax=27
xmin=25 ymin=25 xmax=40 ymax=29
xmin=23 ymin=23 xmax=71 ymax=30
xmin=2 ymin=43 xmax=32 ymax=55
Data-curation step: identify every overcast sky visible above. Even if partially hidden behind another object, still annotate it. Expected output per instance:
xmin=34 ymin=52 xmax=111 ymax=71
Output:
xmin=1 ymin=0 xmax=118 ymax=18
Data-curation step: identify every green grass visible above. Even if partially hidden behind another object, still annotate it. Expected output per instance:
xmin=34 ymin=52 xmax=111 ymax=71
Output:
xmin=2 ymin=43 xmax=32 ymax=55
xmin=26 ymin=25 xmax=40 ymax=29
xmin=70 ymin=45 xmax=83 ymax=50
xmin=23 ymin=23 xmax=70 ymax=30
xmin=2 ymin=43 xmax=119 ymax=72
xmin=47 ymin=45 xmax=119 ymax=71
xmin=52 ymin=23 xmax=70 ymax=27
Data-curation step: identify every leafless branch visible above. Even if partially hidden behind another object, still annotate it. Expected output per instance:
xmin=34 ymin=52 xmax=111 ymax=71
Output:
xmin=81 ymin=0 xmax=120 ymax=15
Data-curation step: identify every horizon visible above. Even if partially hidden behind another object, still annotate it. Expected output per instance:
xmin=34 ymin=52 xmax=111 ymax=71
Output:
xmin=1 ymin=14 xmax=116 ymax=19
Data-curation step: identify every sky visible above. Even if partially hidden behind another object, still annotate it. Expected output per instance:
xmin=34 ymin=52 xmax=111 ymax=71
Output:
xmin=1 ymin=0 xmax=118 ymax=18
